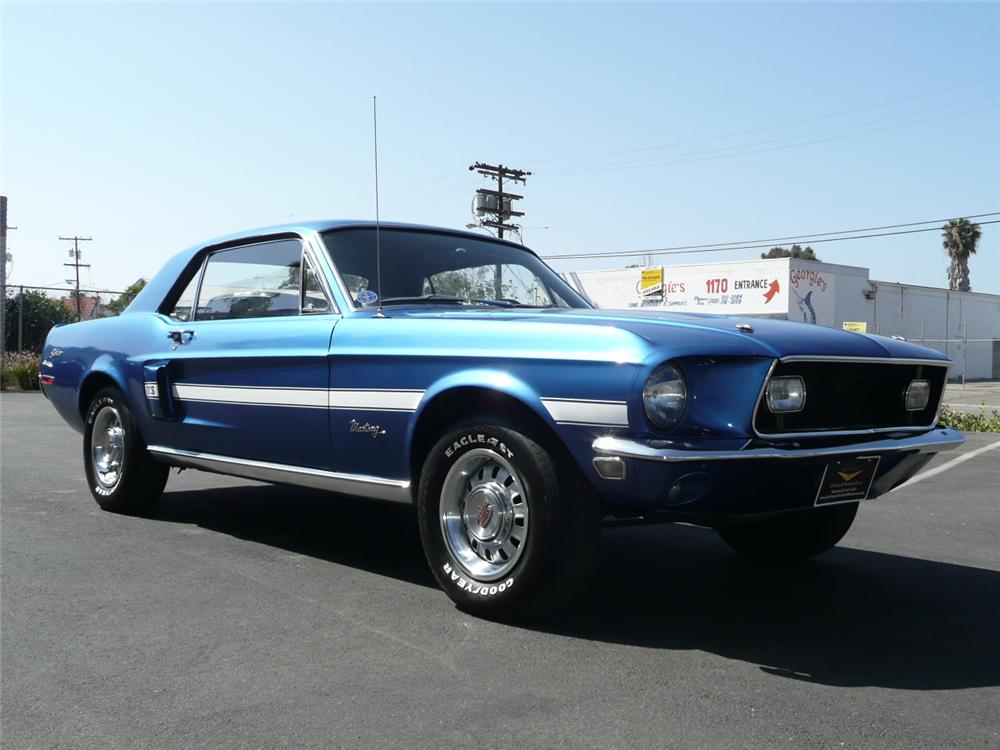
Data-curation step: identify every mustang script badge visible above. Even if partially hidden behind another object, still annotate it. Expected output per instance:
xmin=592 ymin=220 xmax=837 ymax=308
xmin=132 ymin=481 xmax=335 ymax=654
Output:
xmin=349 ymin=419 xmax=385 ymax=438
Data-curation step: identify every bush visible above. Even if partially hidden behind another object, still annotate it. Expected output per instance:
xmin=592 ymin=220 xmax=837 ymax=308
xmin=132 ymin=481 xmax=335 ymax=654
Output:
xmin=937 ymin=406 xmax=1000 ymax=433
xmin=0 ymin=352 xmax=41 ymax=391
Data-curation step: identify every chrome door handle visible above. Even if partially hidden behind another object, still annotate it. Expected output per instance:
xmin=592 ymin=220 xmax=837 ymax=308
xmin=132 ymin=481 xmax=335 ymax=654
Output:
xmin=167 ymin=329 xmax=195 ymax=344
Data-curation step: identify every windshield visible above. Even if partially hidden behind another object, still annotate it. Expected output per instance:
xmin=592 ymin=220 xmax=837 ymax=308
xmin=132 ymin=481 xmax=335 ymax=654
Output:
xmin=320 ymin=228 xmax=591 ymax=309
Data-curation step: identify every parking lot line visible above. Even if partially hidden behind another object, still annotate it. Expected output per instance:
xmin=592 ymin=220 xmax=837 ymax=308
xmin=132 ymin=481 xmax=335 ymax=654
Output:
xmin=901 ymin=438 xmax=1000 ymax=487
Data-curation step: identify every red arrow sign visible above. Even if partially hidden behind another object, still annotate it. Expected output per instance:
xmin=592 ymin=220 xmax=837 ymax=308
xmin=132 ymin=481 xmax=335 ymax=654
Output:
xmin=763 ymin=279 xmax=780 ymax=304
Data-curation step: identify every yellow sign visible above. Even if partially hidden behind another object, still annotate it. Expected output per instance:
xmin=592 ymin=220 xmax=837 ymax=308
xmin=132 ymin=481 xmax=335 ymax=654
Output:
xmin=640 ymin=268 xmax=664 ymax=297
xmin=842 ymin=321 xmax=868 ymax=333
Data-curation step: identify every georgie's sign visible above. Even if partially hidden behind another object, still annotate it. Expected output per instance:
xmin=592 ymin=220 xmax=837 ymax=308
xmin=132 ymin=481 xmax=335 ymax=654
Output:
xmin=626 ymin=264 xmax=787 ymax=315
xmin=572 ymin=258 xmax=836 ymax=322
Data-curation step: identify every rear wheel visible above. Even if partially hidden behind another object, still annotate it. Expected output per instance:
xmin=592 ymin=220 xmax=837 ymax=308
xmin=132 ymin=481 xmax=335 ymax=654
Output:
xmin=717 ymin=502 xmax=859 ymax=562
xmin=417 ymin=422 xmax=600 ymax=619
xmin=83 ymin=387 xmax=168 ymax=513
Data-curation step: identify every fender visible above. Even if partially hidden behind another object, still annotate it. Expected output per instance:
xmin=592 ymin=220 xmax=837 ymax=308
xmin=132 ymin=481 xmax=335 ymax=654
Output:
xmin=410 ymin=368 xmax=556 ymax=444
xmin=75 ymin=356 xmax=132 ymax=427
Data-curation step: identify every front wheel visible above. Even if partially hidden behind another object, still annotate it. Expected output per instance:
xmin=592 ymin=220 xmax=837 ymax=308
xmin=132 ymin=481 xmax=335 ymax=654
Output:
xmin=417 ymin=423 xmax=600 ymax=619
xmin=83 ymin=387 xmax=169 ymax=513
xmin=717 ymin=502 xmax=859 ymax=562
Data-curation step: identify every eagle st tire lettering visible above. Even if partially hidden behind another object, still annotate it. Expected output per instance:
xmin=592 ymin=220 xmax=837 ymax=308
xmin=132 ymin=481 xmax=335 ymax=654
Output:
xmin=86 ymin=395 xmax=115 ymax=426
xmin=444 ymin=433 xmax=514 ymax=460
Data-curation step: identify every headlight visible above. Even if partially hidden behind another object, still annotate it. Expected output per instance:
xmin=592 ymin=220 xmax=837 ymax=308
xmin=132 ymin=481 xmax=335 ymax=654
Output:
xmin=905 ymin=379 xmax=930 ymax=411
xmin=766 ymin=376 xmax=806 ymax=413
xmin=643 ymin=362 xmax=687 ymax=430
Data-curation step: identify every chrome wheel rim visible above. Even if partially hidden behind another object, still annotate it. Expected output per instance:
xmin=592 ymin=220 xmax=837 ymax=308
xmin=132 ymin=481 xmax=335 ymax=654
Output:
xmin=439 ymin=448 xmax=529 ymax=582
xmin=91 ymin=406 xmax=125 ymax=490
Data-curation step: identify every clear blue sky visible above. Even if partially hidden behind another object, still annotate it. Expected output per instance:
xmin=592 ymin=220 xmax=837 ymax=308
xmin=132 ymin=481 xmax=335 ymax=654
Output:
xmin=3 ymin=2 xmax=998 ymax=294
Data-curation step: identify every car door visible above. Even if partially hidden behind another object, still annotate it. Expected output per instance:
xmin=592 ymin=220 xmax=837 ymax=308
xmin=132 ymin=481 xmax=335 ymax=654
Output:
xmin=153 ymin=236 xmax=338 ymax=469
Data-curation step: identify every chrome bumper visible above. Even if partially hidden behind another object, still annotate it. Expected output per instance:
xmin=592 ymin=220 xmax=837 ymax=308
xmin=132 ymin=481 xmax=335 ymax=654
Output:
xmin=593 ymin=428 xmax=965 ymax=463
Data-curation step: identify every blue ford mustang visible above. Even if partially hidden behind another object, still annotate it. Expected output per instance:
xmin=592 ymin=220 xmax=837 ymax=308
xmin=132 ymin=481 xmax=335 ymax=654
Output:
xmin=40 ymin=221 xmax=964 ymax=616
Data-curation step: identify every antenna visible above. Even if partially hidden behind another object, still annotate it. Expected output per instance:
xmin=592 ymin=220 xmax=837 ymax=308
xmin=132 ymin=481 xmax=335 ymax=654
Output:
xmin=372 ymin=96 xmax=386 ymax=318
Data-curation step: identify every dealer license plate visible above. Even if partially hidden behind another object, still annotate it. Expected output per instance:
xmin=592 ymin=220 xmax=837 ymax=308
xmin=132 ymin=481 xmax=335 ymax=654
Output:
xmin=815 ymin=456 xmax=881 ymax=506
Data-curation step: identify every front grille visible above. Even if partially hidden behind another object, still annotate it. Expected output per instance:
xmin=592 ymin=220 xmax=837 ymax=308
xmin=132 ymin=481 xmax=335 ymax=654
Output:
xmin=754 ymin=360 xmax=948 ymax=436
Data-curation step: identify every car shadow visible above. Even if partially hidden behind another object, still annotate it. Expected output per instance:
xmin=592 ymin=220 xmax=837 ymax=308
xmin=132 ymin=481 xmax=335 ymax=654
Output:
xmin=148 ymin=483 xmax=436 ymax=589
xmin=148 ymin=484 xmax=999 ymax=691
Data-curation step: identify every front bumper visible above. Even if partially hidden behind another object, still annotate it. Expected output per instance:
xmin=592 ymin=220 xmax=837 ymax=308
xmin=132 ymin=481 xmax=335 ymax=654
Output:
xmin=591 ymin=428 xmax=965 ymax=518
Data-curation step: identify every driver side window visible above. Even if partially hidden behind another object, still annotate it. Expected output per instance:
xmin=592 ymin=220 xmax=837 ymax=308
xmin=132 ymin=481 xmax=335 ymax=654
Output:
xmin=196 ymin=240 xmax=303 ymax=321
xmin=167 ymin=238 xmax=335 ymax=321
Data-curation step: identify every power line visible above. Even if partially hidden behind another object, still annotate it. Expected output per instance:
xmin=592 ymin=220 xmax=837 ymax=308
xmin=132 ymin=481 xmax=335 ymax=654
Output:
xmin=383 ymin=181 xmax=480 ymax=214
xmin=537 ymin=102 xmax=1000 ymax=176
xmin=543 ymin=216 xmax=1000 ymax=261
xmin=553 ymin=211 xmax=1000 ymax=257
xmin=538 ymin=95 xmax=998 ymax=174
xmin=528 ymin=74 xmax=1000 ymax=167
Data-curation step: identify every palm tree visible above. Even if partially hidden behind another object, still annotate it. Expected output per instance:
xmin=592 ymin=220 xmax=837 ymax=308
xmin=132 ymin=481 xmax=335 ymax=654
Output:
xmin=941 ymin=218 xmax=982 ymax=292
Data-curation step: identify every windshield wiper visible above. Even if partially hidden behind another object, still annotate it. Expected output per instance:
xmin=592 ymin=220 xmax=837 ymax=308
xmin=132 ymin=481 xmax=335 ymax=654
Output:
xmin=498 ymin=301 xmax=557 ymax=309
xmin=378 ymin=294 xmax=558 ymax=309
xmin=379 ymin=294 xmax=467 ymax=306
xmin=379 ymin=294 xmax=517 ymax=308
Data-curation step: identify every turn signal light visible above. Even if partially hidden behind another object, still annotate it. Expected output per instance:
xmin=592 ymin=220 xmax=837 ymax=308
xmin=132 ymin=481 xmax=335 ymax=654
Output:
xmin=905 ymin=380 xmax=930 ymax=411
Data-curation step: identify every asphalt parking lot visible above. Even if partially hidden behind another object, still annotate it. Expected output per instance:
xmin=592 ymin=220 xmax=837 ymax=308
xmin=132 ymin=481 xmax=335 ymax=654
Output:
xmin=2 ymin=393 xmax=998 ymax=750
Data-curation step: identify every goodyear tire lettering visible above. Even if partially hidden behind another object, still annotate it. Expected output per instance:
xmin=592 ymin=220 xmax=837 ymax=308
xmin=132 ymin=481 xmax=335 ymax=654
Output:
xmin=442 ymin=562 xmax=512 ymax=596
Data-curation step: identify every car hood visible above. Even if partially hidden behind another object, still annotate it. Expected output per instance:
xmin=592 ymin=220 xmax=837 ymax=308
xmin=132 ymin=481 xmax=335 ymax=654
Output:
xmin=393 ymin=306 xmax=949 ymax=362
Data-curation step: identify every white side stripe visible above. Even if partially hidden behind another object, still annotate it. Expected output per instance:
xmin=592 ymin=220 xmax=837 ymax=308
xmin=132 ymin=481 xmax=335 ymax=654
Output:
xmin=541 ymin=397 xmax=628 ymax=427
xmin=170 ymin=384 xmax=424 ymax=411
xmin=173 ymin=384 xmax=328 ymax=408
xmin=328 ymin=389 xmax=424 ymax=412
xmin=169 ymin=385 xmax=629 ymax=425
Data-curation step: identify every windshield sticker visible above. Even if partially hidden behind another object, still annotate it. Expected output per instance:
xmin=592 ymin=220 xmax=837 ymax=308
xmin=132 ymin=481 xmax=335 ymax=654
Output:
xmin=356 ymin=289 xmax=378 ymax=305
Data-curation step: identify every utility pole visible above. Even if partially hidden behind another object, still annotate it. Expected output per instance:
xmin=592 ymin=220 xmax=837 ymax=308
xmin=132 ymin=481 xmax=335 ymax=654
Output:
xmin=17 ymin=286 xmax=24 ymax=352
xmin=1 ymin=196 xmax=16 ymax=360
xmin=469 ymin=163 xmax=531 ymax=299
xmin=0 ymin=196 xmax=7 ymax=360
xmin=60 ymin=235 xmax=92 ymax=322
xmin=468 ymin=162 xmax=531 ymax=240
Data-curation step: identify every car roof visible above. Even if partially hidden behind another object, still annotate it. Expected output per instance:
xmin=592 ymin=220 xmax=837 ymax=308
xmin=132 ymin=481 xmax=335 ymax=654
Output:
xmin=199 ymin=219 xmax=531 ymax=252
xmin=126 ymin=220 xmax=536 ymax=315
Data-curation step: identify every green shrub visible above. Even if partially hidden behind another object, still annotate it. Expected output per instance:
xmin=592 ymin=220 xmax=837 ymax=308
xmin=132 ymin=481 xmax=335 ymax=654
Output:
xmin=937 ymin=406 xmax=1000 ymax=433
xmin=0 ymin=352 xmax=41 ymax=391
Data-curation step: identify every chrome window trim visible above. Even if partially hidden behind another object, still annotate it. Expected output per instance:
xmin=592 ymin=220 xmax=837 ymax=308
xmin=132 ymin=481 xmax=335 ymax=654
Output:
xmin=300 ymin=244 xmax=338 ymax=315
xmin=303 ymin=231 xmax=350 ymax=314
xmin=751 ymin=356 xmax=951 ymax=440
xmin=148 ymin=445 xmax=411 ymax=504
xmin=166 ymin=253 xmax=209 ymax=323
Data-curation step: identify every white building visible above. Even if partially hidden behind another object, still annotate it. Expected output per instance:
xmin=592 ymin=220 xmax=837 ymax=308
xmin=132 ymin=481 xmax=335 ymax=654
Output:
xmin=564 ymin=257 xmax=1000 ymax=381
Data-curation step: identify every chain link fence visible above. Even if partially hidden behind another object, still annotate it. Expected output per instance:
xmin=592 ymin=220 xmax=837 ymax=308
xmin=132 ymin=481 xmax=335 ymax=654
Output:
xmin=2 ymin=283 xmax=136 ymax=355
